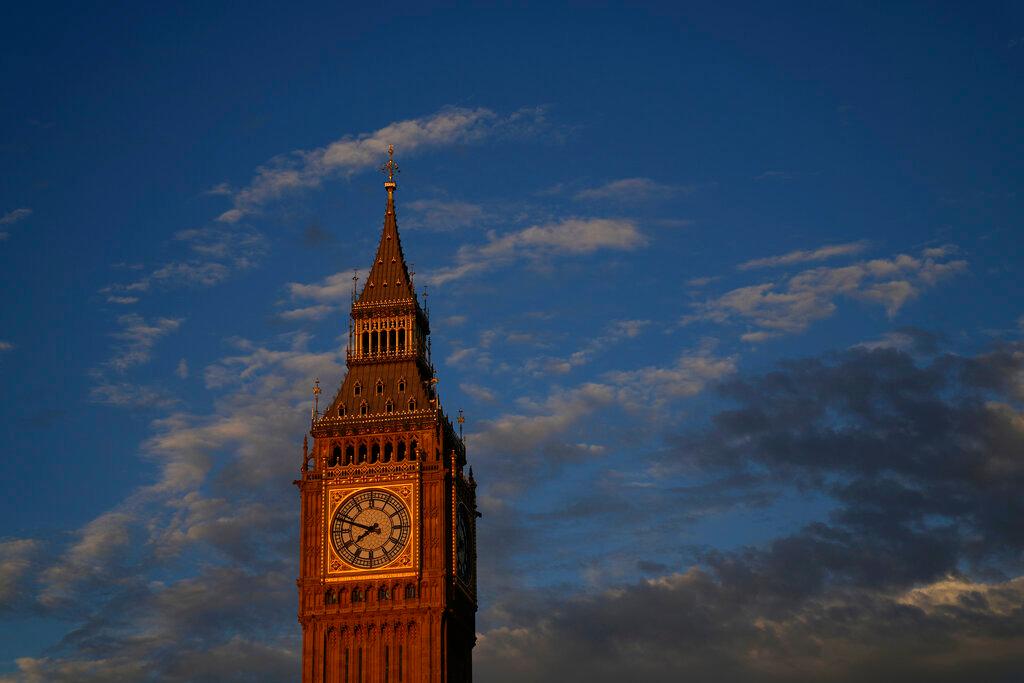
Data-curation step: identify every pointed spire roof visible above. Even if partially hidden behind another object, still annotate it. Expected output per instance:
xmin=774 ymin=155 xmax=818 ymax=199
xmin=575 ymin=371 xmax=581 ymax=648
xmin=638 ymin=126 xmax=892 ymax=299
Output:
xmin=356 ymin=145 xmax=418 ymax=305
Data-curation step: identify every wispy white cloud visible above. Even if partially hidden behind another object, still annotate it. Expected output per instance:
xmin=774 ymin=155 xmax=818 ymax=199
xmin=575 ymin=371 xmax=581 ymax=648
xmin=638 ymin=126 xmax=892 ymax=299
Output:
xmin=526 ymin=319 xmax=650 ymax=375
xmin=0 ymin=341 xmax=13 ymax=352
xmin=606 ymin=346 xmax=737 ymax=409
xmin=203 ymin=182 xmax=233 ymax=196
xmin=102 ymin=226 xmax=267 ymax=298
xmin=218 ymin=106 xmax=548 ymax=222
xmin=106 ymin=314 xmax=184 ymax=373
xmin=686 ymin=246 xmax=967 ymax=341
xmin=176 ymin=358 xmax=189 ymax=379
xmin=0 ymin=539 xmax=40 ymax=610
xmin=404 ymin=199 xmax=484 ymax=231
xmin=0 ymin=208 xmax=32 ymax=225
xmin=106 ymin=295 xmax=139 ymax=305
xmin=89 ymin=382 xmax=178 ymax=409
xmin=430 ymin=217 xmax=646 ymax=285
xmin=284 ymin=270 xmax=358 ymax=304
xmin=737 ymin=241 xmax=868 ymax=270
xmin=574 ymin=178 xmax=695 ymax=202
xmin=277 ymin=304 xmax=338 ymax=322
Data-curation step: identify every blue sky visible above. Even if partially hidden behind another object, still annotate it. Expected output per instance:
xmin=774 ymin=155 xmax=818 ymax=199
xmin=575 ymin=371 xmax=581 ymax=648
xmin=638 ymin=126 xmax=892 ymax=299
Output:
xmin=1 ymin=3 xmax=1023 ymax=681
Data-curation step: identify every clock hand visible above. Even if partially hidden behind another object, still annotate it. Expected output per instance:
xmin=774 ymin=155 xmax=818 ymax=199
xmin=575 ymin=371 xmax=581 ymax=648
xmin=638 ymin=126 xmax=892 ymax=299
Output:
xmin=355 ymin=523 xmax=381 ymax=542
xmin=341 ymin=517 xmax=379 ymax=532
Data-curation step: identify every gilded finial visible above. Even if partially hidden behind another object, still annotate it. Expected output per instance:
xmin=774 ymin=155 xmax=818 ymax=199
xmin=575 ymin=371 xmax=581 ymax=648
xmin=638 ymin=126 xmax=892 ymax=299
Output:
xmin=312 ymin=378 xmax=321 ymax=420
xmin=380 ymin=145 xmax=399 ymax=186
xmin=457 ymin=409 xmax=465 ymax=440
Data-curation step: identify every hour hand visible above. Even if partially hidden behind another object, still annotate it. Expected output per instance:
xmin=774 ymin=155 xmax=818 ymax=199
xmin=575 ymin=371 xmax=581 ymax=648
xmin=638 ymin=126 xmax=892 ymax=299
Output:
xmin=355 ymin=524 xmax=381 ymax=542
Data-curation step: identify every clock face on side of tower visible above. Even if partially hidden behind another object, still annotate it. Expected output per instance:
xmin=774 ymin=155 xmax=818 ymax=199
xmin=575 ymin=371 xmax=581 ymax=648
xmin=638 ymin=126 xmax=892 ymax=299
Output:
xmin=455 ymin=502 xmax=472 ymax=584
xmin=330 ymin=489 xmax=411 ymax=569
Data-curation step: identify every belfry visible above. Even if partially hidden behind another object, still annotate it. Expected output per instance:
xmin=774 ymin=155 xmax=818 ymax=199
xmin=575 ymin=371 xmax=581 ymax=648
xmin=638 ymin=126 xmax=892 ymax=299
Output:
xmin=296 ymin=146 xmax=478 ymax=682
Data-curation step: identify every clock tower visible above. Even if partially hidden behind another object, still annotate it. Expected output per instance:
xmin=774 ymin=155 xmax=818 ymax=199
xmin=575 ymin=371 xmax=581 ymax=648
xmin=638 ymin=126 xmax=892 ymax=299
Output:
xmin=296 ymin=147 xmax=478 ymax=683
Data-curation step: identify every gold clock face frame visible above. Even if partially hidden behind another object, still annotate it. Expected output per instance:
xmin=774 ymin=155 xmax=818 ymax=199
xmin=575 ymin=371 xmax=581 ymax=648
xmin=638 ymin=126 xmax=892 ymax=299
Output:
xmin=331 ymin=489 xmax=410 ymax=568
xmin=324 ymin=482 xmax=418 ymax=579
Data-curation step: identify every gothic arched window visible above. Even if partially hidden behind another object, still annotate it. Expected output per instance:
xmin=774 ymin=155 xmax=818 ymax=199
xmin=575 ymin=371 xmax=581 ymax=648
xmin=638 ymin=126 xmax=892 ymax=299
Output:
xmin=398 ymin=378 xmax=406 ymax=393
xmin=383 ymin=442 xmax=393 ymax=463
xmin=358 ymin=444 xmax=367 ymax=464
xmin=345 ymin=444 xmax=354 ymax=465
xmin=354 ymin=382 xmax=362 ymax=397
xmin=378 ymin=586 xmax=389 ymax=601
xmin=376 ymin=380 xmax=384 ymax=395
xmin=329 ymin=445 xmax=340 ymax=467
xmin=338 ymin=404 xmax=346 ymax=417
xmin=408 ymin=398 xmax=416 ymax=411
xmin=360 ymin=401 xmax=368 ymax=416
xmin=397 ymin=441 xmax=406 ymax=461
xmin=385 ymin=400 xmax=394 ymax=413
xmin=404 ymin=584 xmax=416 ymax=599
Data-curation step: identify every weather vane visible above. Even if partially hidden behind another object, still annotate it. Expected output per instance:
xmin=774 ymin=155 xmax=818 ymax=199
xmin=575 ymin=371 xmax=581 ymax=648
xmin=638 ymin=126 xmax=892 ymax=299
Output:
xmin=380 ymin=144 xmax=400 ymax=183
xmin=458 ymin=409 xmax=465 ymax=440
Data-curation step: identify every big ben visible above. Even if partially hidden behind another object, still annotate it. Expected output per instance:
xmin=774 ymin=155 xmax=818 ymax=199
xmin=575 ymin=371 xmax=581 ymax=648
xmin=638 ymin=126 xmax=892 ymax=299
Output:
xmin=296 ymin=147 xmax=478 ymax=682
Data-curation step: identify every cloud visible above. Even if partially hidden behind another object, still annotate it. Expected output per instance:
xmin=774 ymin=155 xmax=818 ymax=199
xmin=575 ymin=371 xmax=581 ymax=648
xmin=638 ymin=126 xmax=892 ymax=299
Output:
xmin=202 ymin=182 xmax=232 ymax=196
xmin=606 ymin=347 xmax=737 ymax=409
xmin=686 ymin=246 xmax=967 ymax=340
xmin=404 ymin=199 xmax=484 ymax=231
xmin=476 ymin=342 xmax=1024 ymax=682
xmin=0 ymin=539 xmax=40 ymax=612
xmin=737 ymin=241 xmax=869 ymax=270
xmin=105 ymin=314 xmax=183 ymax=373
xmin=525 ymin=319 xmax=651 ymax=375
xmin=0 ymin=208 xmax=32 ymax=225
xmin=89 ymin=382 xmax=179 ymax=409
xmin=218 ymin=106 xmax=547 ymax=222
xmin=475 ymin=569 xmax=1024 ymax=683
xmin=175 ymin=358 xmax=189 ymax=379
xmin=430 ymin=217 xmax=646 ymax=285
xmin=0 ymin=341 xmax=13 ymax=352
xmin=574 ymin=177 xmax=695 ymax=202
xmin=284 ymin=270 xmax=358 ymax=304
xmin=7 ymin=332 xmax=342 ymax=678
xmin=277 ymin=304 xmax=338 ymax=321
xmin=105 ymin=295 xmax=139 ymax=305
xmin=102 ymin=225 xmax=267 ymax=298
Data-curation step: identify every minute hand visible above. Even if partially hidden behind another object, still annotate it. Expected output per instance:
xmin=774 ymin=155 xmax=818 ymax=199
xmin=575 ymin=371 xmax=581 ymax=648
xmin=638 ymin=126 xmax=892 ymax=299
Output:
xmin=341 ymin=517 xmax=379 ymax=532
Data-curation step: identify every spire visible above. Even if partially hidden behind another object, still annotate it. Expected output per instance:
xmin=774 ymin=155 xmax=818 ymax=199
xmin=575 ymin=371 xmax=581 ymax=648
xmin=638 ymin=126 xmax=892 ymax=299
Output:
xmin=355 ymin=145 xmax=417 ymax=305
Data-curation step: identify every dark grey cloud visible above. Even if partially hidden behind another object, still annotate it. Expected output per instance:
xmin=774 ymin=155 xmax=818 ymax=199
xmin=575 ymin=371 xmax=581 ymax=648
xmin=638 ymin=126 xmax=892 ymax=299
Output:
xmin=475 ymin=342 xmax=1024 ymax=681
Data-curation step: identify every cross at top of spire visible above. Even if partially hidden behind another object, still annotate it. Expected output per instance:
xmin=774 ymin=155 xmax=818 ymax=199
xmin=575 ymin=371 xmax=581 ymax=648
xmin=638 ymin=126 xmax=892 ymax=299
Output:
xmin=380 ymin=144 xmax=400 ymax=186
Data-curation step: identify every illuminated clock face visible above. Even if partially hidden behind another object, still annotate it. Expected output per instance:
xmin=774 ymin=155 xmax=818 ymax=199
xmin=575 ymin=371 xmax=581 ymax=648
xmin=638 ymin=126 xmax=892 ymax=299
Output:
xmin=455 ymin=503 xmax=471 ymax=583
xmin=331 ymin=490 xmax=411 ymax=569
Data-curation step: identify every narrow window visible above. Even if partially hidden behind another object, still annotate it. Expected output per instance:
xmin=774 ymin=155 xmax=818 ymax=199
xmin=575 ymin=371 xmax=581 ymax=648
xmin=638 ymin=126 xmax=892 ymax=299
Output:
xmin=398 ymin=329 xmax=405 ymax=351
xmin=370 ymin=443 xmax=379 ymax=463
xmin=378 ymin=586 xmax=388 ymax=601
xmin=329 ymin=446 xmax=340 ymax=467
xmin=408 ymin=398 xmax=416 ymax=411
xmin=360 ymin=402 xmax=368 ymax=416
xmin=361 ymin=331 xmax=369 ymax=356
xmin=396 ymin=441 xmax=405 ymax=462
xmin=398 ymin=379 xmax=405 ymax=393
xmin=358 ymin=444 xmax=367 ymax=464
xmin=350 ymin=588 xmax=360 ymax=603
xmin=345 ymin=445 xmax=354 ymax=465
xmin=385 ymin=400 xmax=394 ymax=414
xmin=371 ymin=332 xmax=378 ymax=355
xmin=383 ymin=443 xmax=393 ymax=462
xmin=338 ymin=404 xmax=346 ymax=417
xmin=354 ymin=382 xmax=361 ymax=397
xmin=376 ymin=381 xmax=384 ymax=395
xmin=404 ymin=583 xmax=416 ymax=599
xmin=389 ymin=329 xmax=396 ymax=353
xmin=409 ymin=440 xmax=417 ymax=461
